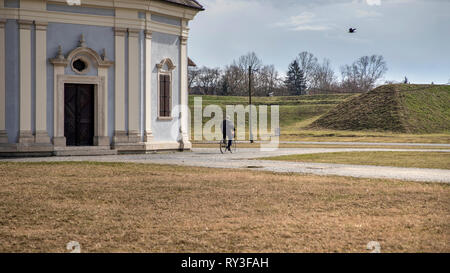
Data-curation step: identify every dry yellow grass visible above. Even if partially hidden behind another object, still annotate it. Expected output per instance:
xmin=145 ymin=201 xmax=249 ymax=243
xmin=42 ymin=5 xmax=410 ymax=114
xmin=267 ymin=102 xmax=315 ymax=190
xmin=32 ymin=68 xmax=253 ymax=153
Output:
xmin=0 ymin=162 xmax=449 ymax=253
xmin=262 ymin=151 xmax=450 ymax=170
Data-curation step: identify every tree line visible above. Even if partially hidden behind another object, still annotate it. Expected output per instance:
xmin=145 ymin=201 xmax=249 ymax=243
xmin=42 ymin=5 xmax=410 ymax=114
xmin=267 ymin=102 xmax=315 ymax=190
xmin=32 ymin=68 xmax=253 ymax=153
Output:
xmin=188 ymin=51 xmax=388 ymax=96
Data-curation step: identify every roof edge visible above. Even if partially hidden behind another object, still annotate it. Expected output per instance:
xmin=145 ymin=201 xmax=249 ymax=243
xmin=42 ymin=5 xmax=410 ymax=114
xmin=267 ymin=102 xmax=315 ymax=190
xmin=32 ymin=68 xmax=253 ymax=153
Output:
xmin=162 ymin=0 xmax=205 ymax=11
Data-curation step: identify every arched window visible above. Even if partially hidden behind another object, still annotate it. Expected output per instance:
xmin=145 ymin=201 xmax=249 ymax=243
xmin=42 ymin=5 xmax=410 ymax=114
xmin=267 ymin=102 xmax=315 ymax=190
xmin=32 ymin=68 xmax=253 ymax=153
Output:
xmin=156 ymin=58 xmax=176 ymax=119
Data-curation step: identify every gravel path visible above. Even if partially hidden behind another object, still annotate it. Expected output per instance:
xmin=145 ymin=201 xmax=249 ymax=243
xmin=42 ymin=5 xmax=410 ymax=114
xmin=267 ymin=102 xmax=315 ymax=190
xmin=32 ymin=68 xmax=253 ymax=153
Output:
xmin=2 ymin=147 xmax=449 ymax=183
xmin=201 ymin=140 xmax=450 ymax=147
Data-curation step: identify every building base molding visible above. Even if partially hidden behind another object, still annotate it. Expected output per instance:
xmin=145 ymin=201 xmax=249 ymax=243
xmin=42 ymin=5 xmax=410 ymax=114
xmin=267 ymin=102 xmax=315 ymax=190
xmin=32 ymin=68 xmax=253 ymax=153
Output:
xmin=35 ymin=131 xmax=51 ymax=144
xmin=18 ymin=131 xmax=34 ymax=144
xmin=0 ymin=140 xmax=191 ymax=157
xmin=52 ymin=136 xmax=66 ymax=147
xmin=0 ymin=143 xmax=54 ymax=157
xmin=128 ymin=131 xmax=141 ymax=143
xmin=179 ymin=132 xmax=192 ymax=150
xmin=143 ymin=131 xmax=153 ymax=143
xmin=113 ymin=130 xmax=128 ymax=144
xmin=112 ymin=142 xmax=146 ymax=154
xmin=178 ymin=140 xmax=192 ymax=150
xmin=113 ymin=141 xmax=191 ymax=154
xmin=146 ymin=141 xmax=188 ymax=152
xmin=93 ymin=136 xmax=110 ymax=146
xmin=0 ymin=130 xmax=8 ymax=143
xmin=53 ymin=146 xmax=117 ymax=157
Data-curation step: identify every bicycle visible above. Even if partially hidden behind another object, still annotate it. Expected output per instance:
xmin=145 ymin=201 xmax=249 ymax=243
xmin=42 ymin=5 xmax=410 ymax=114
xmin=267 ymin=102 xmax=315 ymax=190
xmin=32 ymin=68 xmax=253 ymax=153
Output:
xmin=220 ymin=138 xmax=237 ymax=154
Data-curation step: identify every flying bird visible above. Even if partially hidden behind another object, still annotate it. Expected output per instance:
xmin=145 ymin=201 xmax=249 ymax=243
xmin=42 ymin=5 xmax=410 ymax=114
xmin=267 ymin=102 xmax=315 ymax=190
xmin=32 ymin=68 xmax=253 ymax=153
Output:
xmin=348 ymin=28 xmax=357 ymax=33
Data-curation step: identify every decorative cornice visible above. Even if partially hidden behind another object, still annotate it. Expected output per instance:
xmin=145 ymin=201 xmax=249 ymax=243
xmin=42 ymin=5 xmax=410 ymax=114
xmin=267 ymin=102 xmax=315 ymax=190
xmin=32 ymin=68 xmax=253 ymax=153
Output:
xmin=145 ymin=29 xmax=152 ymax=39
xmin=49 ymin=40 xmax=114 ymax=69
xmin=180 ymin=35 xmax=188 ymax=45
xmin=50 ymin=58 xmax=69 ymax=67
xmin=156 ymin=58 xmax=176 ymax=72
xmin=0 ymin=8 xmax=197 ymax=37
xmin=18 ymin=19 xmax=33 ymax=30
xmin=67 ymin=46 xmax=114 ymax=68
xmin=35 ymin=21 xmax=48 ymax=31
xmin=128 ymin=28 xmax=140 ymax=38
xmin=114 ymin=27 xmax=127 ymax=37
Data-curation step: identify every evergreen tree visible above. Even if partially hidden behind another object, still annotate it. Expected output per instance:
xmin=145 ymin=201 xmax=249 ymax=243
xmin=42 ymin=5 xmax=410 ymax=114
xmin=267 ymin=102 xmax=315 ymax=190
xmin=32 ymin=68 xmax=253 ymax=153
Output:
xmin=285 ymin=60 xmax=306 ymax=95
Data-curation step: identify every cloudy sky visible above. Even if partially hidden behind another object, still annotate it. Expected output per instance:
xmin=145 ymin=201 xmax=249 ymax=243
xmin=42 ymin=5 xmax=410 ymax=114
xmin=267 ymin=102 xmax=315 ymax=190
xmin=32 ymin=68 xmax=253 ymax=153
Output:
xmin=188 ymin=0 xmax=450 ymax=84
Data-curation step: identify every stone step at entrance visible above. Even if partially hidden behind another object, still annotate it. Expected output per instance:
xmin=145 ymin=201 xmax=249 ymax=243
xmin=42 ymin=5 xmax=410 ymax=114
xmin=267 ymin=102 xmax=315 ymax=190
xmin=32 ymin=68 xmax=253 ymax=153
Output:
xmin=54 ymin=146 xmax=118 ymax=156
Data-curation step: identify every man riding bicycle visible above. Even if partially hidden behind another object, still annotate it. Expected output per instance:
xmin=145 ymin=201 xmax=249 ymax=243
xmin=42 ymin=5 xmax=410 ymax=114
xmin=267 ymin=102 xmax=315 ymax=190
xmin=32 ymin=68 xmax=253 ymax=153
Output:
xmin=221 ymin=116 xmax=235 ymax=152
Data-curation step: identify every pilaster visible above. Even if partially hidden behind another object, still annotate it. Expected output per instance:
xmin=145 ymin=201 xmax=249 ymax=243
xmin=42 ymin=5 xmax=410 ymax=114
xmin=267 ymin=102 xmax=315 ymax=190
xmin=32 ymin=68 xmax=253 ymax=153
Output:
xmin=0 ymin=19 xmax=7 ymax=143
xmin=127 ymin=28 xmax=140 ymax=143
xmin=113 ymin=27 xmax=128 ymax=144
xmin=144 ymin=29 xmax=153 ymax=143
xmin=50 ymin=46 xmax=68 ymax=147
xmin=179 ymin=34 xmax=191 ymax=148
xmin=34 ymin=21 xmax=50 ymax=144
xmin=18 ymin=20 xmax=34 ymax=144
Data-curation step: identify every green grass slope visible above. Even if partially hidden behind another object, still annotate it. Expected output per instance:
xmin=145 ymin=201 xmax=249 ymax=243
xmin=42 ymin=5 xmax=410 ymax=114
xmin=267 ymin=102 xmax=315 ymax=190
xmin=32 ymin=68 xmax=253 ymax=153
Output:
xmin=188 ymin=94 xmax=355 ymax=136
xmin=310 ymin=84 xmax=450 ymax=133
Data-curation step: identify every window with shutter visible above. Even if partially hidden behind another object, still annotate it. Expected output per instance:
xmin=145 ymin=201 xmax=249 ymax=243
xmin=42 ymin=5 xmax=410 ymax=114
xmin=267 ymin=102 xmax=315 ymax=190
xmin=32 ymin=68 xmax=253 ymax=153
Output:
xmin=159 ymin=74 xmax=171 ymax=117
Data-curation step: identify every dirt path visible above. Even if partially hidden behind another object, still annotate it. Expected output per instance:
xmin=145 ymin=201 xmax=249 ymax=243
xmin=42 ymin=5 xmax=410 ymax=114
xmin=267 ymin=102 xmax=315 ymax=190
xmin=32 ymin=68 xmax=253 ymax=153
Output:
xmin=2 ymin=147 xmax=449 ymax=183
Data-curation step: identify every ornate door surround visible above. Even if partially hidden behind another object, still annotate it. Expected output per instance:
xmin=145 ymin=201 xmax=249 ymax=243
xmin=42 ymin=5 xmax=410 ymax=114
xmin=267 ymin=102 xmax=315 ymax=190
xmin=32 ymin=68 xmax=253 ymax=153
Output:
xmin=50 ymin=35 xmax=114 ymax=147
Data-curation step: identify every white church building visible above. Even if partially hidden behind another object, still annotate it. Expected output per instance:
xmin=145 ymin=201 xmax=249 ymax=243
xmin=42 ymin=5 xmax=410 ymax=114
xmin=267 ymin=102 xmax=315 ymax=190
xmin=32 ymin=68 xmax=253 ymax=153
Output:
xmin=0 ymin=0 xmax=203 ymax=156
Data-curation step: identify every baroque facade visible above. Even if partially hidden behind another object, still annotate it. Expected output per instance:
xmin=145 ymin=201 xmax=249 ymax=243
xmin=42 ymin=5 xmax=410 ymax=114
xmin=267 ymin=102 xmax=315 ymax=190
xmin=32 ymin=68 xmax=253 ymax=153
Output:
xmin=0 ymin=0 xmax=203 ymax=156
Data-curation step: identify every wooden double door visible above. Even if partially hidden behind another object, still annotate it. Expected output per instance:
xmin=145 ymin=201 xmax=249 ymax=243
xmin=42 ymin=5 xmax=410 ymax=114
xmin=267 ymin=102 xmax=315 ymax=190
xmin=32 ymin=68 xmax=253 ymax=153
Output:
xmin=64 ymin=84 xmax=95 ymax=146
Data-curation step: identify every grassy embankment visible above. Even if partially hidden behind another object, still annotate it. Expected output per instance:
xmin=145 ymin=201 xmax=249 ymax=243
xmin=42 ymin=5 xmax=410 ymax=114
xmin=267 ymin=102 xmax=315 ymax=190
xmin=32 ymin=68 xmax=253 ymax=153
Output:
xmin=189 ymin=85 xmax=450 ymax=144
xmin=309 ymin=84 xmax=450 ymax=142
xmin=0 ymin=162 xmax=449 ymax=252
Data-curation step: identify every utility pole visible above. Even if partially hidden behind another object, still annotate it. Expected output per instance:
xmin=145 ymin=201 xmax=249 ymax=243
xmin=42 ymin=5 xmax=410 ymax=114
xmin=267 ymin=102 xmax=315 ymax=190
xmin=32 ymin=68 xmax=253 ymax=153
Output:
xmin=248 ymin=66 xmax=254 ymax=143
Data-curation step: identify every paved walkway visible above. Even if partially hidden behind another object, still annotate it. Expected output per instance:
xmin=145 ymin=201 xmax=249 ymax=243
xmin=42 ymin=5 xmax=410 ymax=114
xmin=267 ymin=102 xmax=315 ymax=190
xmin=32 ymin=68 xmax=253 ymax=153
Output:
xmin=2 ymin=147 xmax=450 ymax=183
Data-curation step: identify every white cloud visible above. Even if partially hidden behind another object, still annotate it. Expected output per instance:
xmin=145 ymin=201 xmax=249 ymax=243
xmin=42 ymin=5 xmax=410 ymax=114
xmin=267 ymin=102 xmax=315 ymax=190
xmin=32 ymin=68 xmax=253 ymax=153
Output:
xmin=274 ymin=12 xmax=331 ymax=31
xmin=366 ymin=0 xmax=381 ymax=5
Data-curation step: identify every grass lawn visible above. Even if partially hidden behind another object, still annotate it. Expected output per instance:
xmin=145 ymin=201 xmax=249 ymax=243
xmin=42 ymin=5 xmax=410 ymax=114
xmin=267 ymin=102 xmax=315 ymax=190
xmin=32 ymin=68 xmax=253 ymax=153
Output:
xmin=262 ymin=151 xmax=450 ymax=170
xmin=310 ymin=85 xmax=450 ymax=134
xmin=189 ymin=94 xmax=450 ymax=144
xmin=280 ymin=130 xmax=450 ymax=144
xmin=0 ymin=162 xmax=449 ymax=253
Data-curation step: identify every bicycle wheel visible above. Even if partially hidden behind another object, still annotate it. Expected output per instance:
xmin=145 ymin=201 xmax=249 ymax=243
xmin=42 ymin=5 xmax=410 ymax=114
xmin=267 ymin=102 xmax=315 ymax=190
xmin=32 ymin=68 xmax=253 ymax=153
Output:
xmin=219 ymin=140 xmax=227 ymax=154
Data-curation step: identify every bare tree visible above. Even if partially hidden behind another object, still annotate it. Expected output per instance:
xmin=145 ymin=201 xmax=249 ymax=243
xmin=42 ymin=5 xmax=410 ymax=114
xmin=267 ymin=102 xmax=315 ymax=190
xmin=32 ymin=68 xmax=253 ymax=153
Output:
xmin=341 ymin=55 xmax=388 ymax=92
xmin=237 ymin=52 xmax=262 ymax=71
xmin=197 ymin=66 xmax=222 ymax=95
xmin=310 ymin=58 xmax=336 ymax=92
xmin=228 ymin=52 xmax=264 ymax=96
xmin=296 ymin=51 xmax=318 ymax=89
xmin=221 ymin=64 xmax=246 ymax=95
xmin=188 ymin=66 xmax=201 ymax=91
xmin=257 ymin=65 xmax=282 ymax=96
